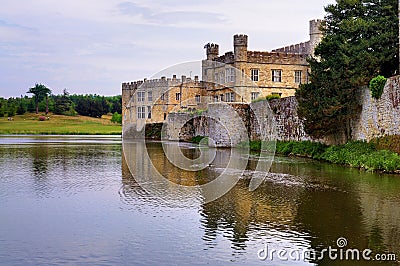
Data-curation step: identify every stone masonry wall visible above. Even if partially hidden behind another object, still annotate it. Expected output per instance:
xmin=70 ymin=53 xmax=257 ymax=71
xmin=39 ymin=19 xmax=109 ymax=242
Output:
xmin=251 ymin=97 xmax=311 ymax=141
xmin=351 ymin=76 xmax=400 ymax=141
xmin=164 ymin=76 xmax=400 ymax=146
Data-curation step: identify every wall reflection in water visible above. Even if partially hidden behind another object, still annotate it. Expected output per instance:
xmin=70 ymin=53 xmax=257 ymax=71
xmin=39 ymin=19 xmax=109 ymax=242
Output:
xmin=121 ymin=142 xmax=400 ymax=264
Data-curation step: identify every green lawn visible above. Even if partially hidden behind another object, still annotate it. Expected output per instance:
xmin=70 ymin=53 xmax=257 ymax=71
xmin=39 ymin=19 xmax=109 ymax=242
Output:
xmin=0 ymin=113 xmax=122 ymax=135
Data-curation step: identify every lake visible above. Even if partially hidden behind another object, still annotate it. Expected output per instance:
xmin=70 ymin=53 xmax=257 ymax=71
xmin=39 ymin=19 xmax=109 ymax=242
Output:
xmin=0 ymin=136 xmax=399 ymax=265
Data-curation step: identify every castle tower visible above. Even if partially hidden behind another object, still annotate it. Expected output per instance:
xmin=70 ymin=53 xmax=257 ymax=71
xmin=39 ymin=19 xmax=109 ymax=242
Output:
xmin=309 ymin=19 xmax=323 ymax=56
xmin=204 ymin=43 xmax=219 ymax=60
xmin=234 ymin=34 xmax=248 ymax=62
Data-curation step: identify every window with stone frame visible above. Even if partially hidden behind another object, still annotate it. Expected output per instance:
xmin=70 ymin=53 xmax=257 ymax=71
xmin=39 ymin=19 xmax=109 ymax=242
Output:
xmin=295 ymin=70 xmax=302 ymax=84
xmin=137 ymin=91 xmax=145 ymax=102
xmin=147 ymin=106 xmax=152 ymax=119
xmin=251 ymin=92 xmax=260 ymax=101
xmin=272 ymin=70 xmax=282 ymax=82
xmin=251 ymin=69 xmax=259 ymax=82
xmin=137 ymin=106 xmax=146 ymax=119
xmin=225 ymin=68 xmax=235 ymax=83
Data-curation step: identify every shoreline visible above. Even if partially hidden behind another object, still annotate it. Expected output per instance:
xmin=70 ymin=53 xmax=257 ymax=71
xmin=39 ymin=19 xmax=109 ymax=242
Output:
xmin=242 ymin=140 xmax=400 ymax=174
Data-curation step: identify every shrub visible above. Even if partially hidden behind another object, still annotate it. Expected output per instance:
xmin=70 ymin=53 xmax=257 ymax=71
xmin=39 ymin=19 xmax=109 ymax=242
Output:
xmin=266 ymin=94 xmax=281 ymax=101
xmin=371 ymin=135 xmax=400 ymax=154
xmin=275 ymin=141 xmax=328 ymax=159
xmin=111 ymin=112 xmax=122 ymax=124
xmin=369 ymin=75 xmax=387 ymax=99
xmin=251 ymin=94 xmax=281 ymax=103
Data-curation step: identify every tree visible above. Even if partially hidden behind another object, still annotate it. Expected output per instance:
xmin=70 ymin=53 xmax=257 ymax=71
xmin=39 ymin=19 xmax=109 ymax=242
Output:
xmin=6 ymin=98 xmax=16 ymax=117
xmin=54 ymin=89 xmax=73 ymax=115
xmin=296 ymin=0 xmax=398 ymax=142
xmin=27 ymin=84 xmax=52 ymax=114
xmin=16 ymin=100 xmax=27 ymax=115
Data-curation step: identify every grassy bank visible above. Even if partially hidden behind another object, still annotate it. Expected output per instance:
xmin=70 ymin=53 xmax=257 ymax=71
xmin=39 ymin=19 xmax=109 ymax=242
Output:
xmin=243 ymin=140 xmax=400 ymax=173
xmin=0 ymin=113 xmax=121 ymax=135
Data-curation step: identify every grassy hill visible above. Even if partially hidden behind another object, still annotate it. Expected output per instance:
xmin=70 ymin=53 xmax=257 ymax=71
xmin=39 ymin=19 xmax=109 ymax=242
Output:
xmin=0 ymin=113 xmax=122 ymax=135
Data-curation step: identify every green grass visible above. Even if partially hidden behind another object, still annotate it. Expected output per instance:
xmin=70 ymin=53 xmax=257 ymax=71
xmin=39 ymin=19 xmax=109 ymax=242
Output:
xmin=0 ymin=113 xmax=122 ymax=135
xmin=243 ymin=140 xmax=400 ymax=172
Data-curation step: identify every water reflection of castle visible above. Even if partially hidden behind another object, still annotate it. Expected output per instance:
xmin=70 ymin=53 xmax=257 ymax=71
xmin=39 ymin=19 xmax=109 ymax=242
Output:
xmin=121 ymin=143 xmax=400 ymax=259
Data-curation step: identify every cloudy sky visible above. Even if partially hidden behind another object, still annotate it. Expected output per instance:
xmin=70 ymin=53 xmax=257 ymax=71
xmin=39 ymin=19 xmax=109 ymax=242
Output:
xmin=0 ymin=0 xmax=335 ymax=97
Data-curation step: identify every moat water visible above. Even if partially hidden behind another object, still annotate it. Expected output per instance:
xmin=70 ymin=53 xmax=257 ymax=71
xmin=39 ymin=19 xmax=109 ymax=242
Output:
xmin=0 ymin=136 xmax=399 ymax=265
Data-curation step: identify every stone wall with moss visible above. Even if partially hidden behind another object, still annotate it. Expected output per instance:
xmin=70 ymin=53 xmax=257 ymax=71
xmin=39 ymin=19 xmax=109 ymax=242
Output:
xmin=163 ymin=76 xmax=400 ymax=146
xmin=351 ymin=76 xmax=400 ymax=141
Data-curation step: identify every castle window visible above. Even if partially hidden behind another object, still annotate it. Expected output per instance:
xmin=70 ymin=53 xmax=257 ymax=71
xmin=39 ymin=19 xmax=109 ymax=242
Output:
xmin=295 ymin=71 xmax=302 ymax=84
xmin=161 ymin=93 xmax=165 ymax=101
xmin=225 ymin=92 xmax=235 ymax=102
xmin=137 ymin=91 xmax=145 ymax=102
xmin=220 ymin=72 xmax=225 ymax=84
xmin=137 ymin=106 xmax=146 ymax=119
xmin=220 ymin=94 xmax=224 ymax=102
xmin=195 ymin=95 xmax=201 ymax=103
xmin=214 ymin=72 xmax=219 ymax=84
xmin=251 ymin=92 xmax=260 ymax=101
xmin=251 ymin=69 xmax=259 ymax=82
xmin=148 ymin=91 xmax=153 ymax=102
xmin=176 ymin=93 xmax=181 ymax=101
xmin=272 ymin=70 xmax=282 ymax=82
xmin=147 ymin=106 xmax=152 ymax=119
xmin=225 ymin=68 xmax=235 ymax=83
xmin=214 ymin=95 xmax=219 ymax=102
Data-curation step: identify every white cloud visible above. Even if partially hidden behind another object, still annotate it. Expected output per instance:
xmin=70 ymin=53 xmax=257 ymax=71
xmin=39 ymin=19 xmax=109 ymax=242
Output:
xmin=0 ymin=0 xmax=336 ymax=98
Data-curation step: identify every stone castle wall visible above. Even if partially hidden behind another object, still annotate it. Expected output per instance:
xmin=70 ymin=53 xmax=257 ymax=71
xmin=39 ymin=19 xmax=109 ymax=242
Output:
xmin=165 ymin=76 xmax=400 ymax=146
xmin=271 ymin=41 xmax=310 ymax=55
xmin=351 ymin=76 xmax=400 ymax=141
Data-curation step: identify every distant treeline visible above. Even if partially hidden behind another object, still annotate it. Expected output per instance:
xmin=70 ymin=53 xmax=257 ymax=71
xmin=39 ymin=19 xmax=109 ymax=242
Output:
xmin=0 ymin=89 xmax=122 ymax=118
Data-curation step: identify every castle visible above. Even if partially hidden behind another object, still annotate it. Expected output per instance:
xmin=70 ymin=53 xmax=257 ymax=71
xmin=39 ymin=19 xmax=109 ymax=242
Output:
xmin=122 ymin=20 xmax=323 ymax=136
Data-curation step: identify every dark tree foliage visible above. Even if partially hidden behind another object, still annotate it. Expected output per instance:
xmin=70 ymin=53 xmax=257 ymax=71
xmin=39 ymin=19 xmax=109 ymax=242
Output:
xmin=54 ymin=89 xmax=73 ymax=115
xmin=73 ymin=95 xmax=109 ymax=118
xmin=16 ymin=101 xmax=27 ymax=115
xmin=296 ymin=0 xmax=399 ymax=142
xmin=109 ymin=95 xmax=122 ymax=114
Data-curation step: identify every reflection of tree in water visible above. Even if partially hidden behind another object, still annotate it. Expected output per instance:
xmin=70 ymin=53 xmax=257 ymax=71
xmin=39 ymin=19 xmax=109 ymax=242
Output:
xmin=30 ymin=145 xmax=51 ymax=197
xmin=368 ymin=223 xmax=386 ymax=253
xmin=32 ymin=145 xmax=49 ymax=178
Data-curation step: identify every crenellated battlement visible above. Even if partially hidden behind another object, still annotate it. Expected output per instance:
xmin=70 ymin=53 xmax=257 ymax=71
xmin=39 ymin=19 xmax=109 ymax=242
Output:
xmin=233 ymin=34 xmax=248 ymax=47
xmin=122 ymin=75 xmax=202 ymax=91
xmin=272 ymin=41 xmax=310 ymax=55
xmin=215 ymin=52 xmax=235 ymax=64
xmin=310 ymin=19 xmax=324 ymax=35
xmin=204 ymin=43 xmax=219 ymax=60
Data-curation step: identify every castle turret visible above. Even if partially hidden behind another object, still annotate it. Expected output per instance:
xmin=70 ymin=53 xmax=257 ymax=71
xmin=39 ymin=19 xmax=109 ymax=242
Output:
xmin=309 ymin=19 xmax=323 ymax=56
xmin=234 ymin=34 xmax=248 ymax=62
xmin=204 ymin=43 xmax=219 ymax=60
